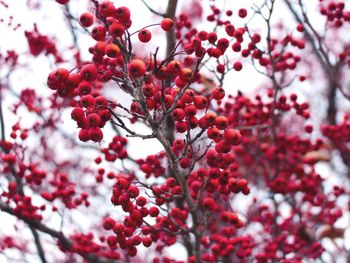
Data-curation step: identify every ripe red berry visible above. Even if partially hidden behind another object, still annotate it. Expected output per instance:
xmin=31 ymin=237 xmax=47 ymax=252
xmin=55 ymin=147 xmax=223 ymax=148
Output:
xmin=215 ymin=116 xmax=228 ymax=130
xmin=238 ymin=8 xmax=247 ymax=18
xmin=81 ymin=64 xmax=98 ymax=81
xmin=233 ymin=61 xmax=243 ymax=71
xmin=103 ymin=217 xmax=116 ymax=230
xmin=128 ymin=59 xmax=146 ymax=78
xmin=138 ymin=29 xmax=152 ymax=43
xmin=109 ymin=22 xmax=125 ymax=38
xmin=88 ymin=127 xmax=103 ymax=142
xmin=225 ymin=24 xmax=235 ymax=37
xmin=136 ymin=196 xmax=147 ymax=206
xmin=297 ymin=23 xmax=304 ymax=32
xmin=92 ymin=26 xmax=106 ymax=41
xmin=179 ymin=157 xmax=191 ymax=169
xmin=81 ymin=95 xmax=95 ymax=108
xmin=105 ymin=43 xmax=120 ymax=58
xmin=78 ymin=129 xmax=89 ymax=142
xmin=207 ymin=127 xmax=221 ymax=141
xmin=79 ymin=12 xmax=94 ymax=27
xmin=194 ymin=95 xmax=208 ymax=109
xmin=107 ymin=235 xmax=117 ymax=247
xmin=142 ymin=237 xmax=152 ymax=247
xmin=87 ymin=113 xmax=101 ymax=127
xmin=212 ymin=87 xmax=225 ymax=100
xmin=202 ymin=197 xmax=216 ymax=210
xmin=215 ymin=140 xmax=232 ymax=153
xmin=78 ymin=81 xmax=92 ymax=95
xmin=161 ymin=18 xmax=174 ymax=31
xmin=224 ymin=129 xmax=241 ymax=146
xmin=114 ymin=6 xmax=131 ymax=23
xmin=172 ymin=108 xmax=185 ymax=121
xmin=149 ymin=207 xmax=159 ymax=217
xmin=71 ymin=107 xmax=85 ymax=122
xmin=127 ymin=186 xmax=140 ymax=198
xmin=55 ymin=0 xmax=69 ymax=4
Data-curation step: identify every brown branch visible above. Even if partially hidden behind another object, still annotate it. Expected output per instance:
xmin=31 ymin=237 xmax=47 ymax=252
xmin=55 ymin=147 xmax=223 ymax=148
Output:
xmin=64 ymin=4 xmax=78 ymax=47
xmin=0 ymin=202 xmax=119 ymax=263
xmin=140 ymin=0 xmax=165 ymax=17
xmin=165 ymin=0 xmax=178 ymax=57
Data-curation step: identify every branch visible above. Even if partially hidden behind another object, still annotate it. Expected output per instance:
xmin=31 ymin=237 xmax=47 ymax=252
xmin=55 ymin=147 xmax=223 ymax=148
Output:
xmin=140 ymin=0 xmax=165 ymax=17
xmin=0 ymin=202 xmax=119 ymax=263
xmin=29 ymin=227 xmax=47 ymax=263
xmin=165 ymin=0 xmax=178 ymax=57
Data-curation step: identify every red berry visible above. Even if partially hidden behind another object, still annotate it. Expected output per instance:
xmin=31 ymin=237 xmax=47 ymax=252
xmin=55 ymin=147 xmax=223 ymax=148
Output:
xmin=127 ymin=186 xmax=140 ymax=198
xmin=194 ymin=95 xmax=208 ymax=109
xmin=78 ymin=129 xmax=90 ymax=142
xmin=92 ymin=26 xmax=106 ymax=41
xmin=149 ymin=207 xmax=159 ymax=217
xmin=109 ymin=22 xmax=125 ymax=38
xmin=233 ymin=61 xmax=243 ymax=71
xmin=215 ymin=116 xmax=228 ymax=130
xmin=161 ymin=18 xmax=174 ymax=31
xmin=71 ymin=107 xmax=85 ymax=122
xmin=224 ymin=129 xmax=241 ymax=146
xmin=115 ymin=6 xmax=131 ymax=23
xmin=136 ymin=196 xmax=147 ymax=206
xmin=105 ymin=43 xmax=120 ymax=58
xmin=107 ymin=235 xmax=117 ymax=247
xmin=88 ymin=127 xmax=103 ymax=142
xmin=81 ymin=64 xmax=98 ymax=81
xmin=55 ymin=0 xmax=69 ymax=4
xmin=142 ymin=237 xmax=152 ymax=247
xmin=87 ymin=113 xmax=101 ymax=127
xmin=238 ymin=8 xmax=247 ymax=18
xmin=212 ymin=87 xmax=225 ymax=100
xmin=128 ymin=59 xmax=146 ymax=78
xmin=103 ymin=217 xmax=116 ymax=230
xmin=79 ymin=12 xmax=94 ymax=27
xmin=202 ymin=197 xmax=216 ymax=210
xmin=138 ymin=29 xmax=152 ymax=43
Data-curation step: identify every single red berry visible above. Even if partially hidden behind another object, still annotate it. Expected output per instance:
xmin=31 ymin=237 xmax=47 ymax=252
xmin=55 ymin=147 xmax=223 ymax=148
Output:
xmin=142 ymin=237 xmax=152 ymax=247
xmin=127 ymin=186 xmax=140 ymax=198
xmin=202 ymin=197 xmax=216 ymax=210
xmin=224 ymin=129 xmax=241 ymax=145
xmin=161 ymin=18 xmax=174 ymax=31
xmin=225 ymin=24 xmax=235 ymax=37
xmin=128 ymin=59 xmax=146 ymax=78
xmin=103 ymin=217 xmax=116 ymax=230
xmin=207 ymin=127 xmax=221 ymax=140
xmin=238 ymin=8 xmax=247 ymax=18
xmin=87 ymin=113 xmax=101 ymax=127
xmin=92 ymin=26 xmax=106 ymax=41
xmin=149 ymin=207 xmax=159 ymax=217
xmin=71 ymin=107 xmax=85 ymax=122
xmin=88 ymin=127 xmax=103 ymax=142
xmin=107 ymin=235 xmax=117 ymax=247
xmin=105 ymin=43 xmax=120 ymax=58
xmin=194 ymin=95 xmax=208 ymax=109
xmin=138 ymin=29 xmax=152 ymax=43
xmin=297 ymin=23 xmax=304 ymax=32
xmin=215 ymin=116 xmax=228 ymax=130
xmin=233 ymin=61 xmax=243 ymax=71
xmin=212 ymin=87 xmax=225 ymax=100
xmin=109 ymin=22 xmax=125 ymax=38
xmin=114 ymin=6 xmax=131 ymax=23
xmin=55 ymin=0 xmax=69 ymax=4
xmin=79 ymin=12 xmax=94 ymax=27
xmin=81 ymin=64 xmax=98 ymax=81
xmin=78 ymin=129 xmax=90 ymax=142
xmin=136 ymin=196 xmax=147 ymax=206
